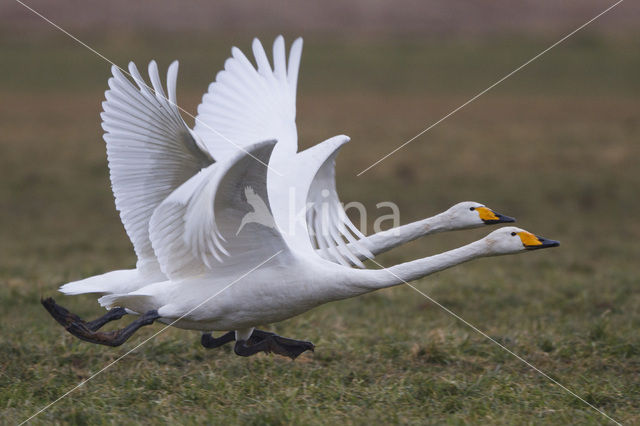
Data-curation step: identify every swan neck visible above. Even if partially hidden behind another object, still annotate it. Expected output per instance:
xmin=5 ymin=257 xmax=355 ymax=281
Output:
xmin=417 ymin=211 xmax=452 ymax=233
xmin=355 ymin=211 xmax=452 ymax=257
xmin=353 ymin=239 xmax=487 ymax=291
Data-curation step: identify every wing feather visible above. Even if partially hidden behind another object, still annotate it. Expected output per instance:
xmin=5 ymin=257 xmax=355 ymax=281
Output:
xmin=301 ymin=136 xmax=373 ymax=267
xmin=272 ymin=36 xmax=287 ymax=81
xmin=149 ymin=140 xmax=287 ymax=280
xmin=193 ymin=36 xmax=301 ymax=160
xmin=102 ymin=62 xmax=213 ymax=273
xmin=193 ymin=37 xmax=368 ymax=268
xmin=287 ymin=38 xmax=303 ymax=95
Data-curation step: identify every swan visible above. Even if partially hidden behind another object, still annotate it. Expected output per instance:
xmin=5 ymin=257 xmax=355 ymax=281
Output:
xmin=43 ymin=138 xmax=558 ymax=358
xmin=57 ymin=36 xmax=513 ymax=297
xmin=42 ymin=36 xmax=559 ymax=359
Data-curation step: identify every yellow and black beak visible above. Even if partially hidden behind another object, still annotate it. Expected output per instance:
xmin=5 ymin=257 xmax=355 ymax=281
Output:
xmin=476 ymin=207 xmax=516 ymax=225
xmin=519 ymin=232 xmax=560 ymax=250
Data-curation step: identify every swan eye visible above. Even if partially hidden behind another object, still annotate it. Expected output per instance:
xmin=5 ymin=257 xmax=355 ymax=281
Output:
xmin=511 ymin=232 xmax=517 ymax=236
xmin=469 ymin=207 xmax=475 ymax=211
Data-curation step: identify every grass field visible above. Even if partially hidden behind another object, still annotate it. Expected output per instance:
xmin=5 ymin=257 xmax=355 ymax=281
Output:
xmin=1 ymin=33 xmax=640 ymax=424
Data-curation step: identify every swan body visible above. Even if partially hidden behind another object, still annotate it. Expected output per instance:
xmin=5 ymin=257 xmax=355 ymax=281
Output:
xmin=98 ymin=225 xmax=557 ymax=332
xmin=45 ymin=35 xmax=558 ymax=358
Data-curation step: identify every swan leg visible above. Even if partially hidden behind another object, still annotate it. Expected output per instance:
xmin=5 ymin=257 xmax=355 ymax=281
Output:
xmin=234 ymin=331 xmax=314 ymax=359
xmin=201 ymin=331 xmax=235 ymax=349
xmin=42 ymin=297 xmax=127 ymax=331
xmin=85 ymin=307 xmax=128 ymax=331
xmin=64 ymin=310 xmax=159 ymax=347
xmin=42 ymin=297 xmax=159 ymax=347
xmin=200 ymin=330 xmax=276 ymax=350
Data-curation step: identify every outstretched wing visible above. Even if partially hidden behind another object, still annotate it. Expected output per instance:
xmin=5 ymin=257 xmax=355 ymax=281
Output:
xmin=148 ymin=140 xmax=290 ymax=280
xmin=300 ymin=136 xmax=373 ymax=268
xmin=193 ymin=35 xmax=368 ymax=267
xmin=101 ymin=61 xmax=213 ymax=274
xmin=193 ymin=36 xmax=302 ymax=160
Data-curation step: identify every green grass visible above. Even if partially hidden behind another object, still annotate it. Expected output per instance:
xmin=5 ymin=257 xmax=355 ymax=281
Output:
xmin=1 ymin=32 xmax=640 ymax=424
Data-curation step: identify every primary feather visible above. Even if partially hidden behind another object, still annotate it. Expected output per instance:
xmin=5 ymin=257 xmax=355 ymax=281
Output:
xmin=102 ymin=60 xmax=213 ymax=276
xmin=193 ymin=36 xmax=370 ymax=266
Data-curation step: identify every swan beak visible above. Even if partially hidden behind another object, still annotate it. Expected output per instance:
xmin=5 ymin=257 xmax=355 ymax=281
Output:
xmin=477 ymin=207 xmax=516 ymax=224
xmin=519 ymin=232 xmax=560 ymax=250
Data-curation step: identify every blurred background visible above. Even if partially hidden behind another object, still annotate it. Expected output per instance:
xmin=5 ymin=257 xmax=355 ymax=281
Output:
xmin=1 ymin=1 xmax=639 ymax=424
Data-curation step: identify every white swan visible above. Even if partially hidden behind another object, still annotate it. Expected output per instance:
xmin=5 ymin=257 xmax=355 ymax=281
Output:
xmin=44 ymin=137 xmax=557 ymax=358
xmin=42 ymin=36 xmax=559 ymax=359
xmin=58 ymin=36 xmax=512 ymax=296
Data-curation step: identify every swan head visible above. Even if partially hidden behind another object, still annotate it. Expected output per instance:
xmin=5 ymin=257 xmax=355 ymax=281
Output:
xmin=446 ymin=202 xmax=515 ymax=229
xmin=484 ymin=226 xmax=560 ymax=255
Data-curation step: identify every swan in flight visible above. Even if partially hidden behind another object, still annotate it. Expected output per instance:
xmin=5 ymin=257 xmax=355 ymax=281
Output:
xmin=43 ymin=37 xmax=557 ymax=359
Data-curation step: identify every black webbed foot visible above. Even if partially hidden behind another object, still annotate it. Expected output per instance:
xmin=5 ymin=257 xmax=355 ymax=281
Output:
xmin=234 ymin=330 xmax=314 ymax=360
xmin=42 ymin=297 xmax=127 ymax=332
xmin=63 ymin=309 xmax=159 ymax=347
xmin=268 ymin=335 xmax=315 ymax=359
xmin=42 ymin=297 xmax=85 ymax=328
xmin=42 ymin=297 xmax=159 ymax=347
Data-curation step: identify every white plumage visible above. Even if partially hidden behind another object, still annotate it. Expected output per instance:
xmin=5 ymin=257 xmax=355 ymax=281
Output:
xmin=50 ymin=36 xmax=558 ymax=358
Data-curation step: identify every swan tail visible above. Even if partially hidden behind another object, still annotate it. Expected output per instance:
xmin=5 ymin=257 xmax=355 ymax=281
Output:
xmin=59 ymin=269 xmax=147 ymax=296
xmin=98 ymin=292 xmax=154 ymax=313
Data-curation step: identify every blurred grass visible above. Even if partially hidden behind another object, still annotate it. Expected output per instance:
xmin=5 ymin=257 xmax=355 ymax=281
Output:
xmin=1 ymin=32 xmax=639 ymax=424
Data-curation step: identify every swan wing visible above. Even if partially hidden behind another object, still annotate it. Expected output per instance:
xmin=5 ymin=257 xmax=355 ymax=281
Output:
xmin=101 ymin=61 xmax=213 ymax=274
xmin=265 ymin=135 xmax=373 ymax=266
xmin=149 ymin=140 xmax=289 ymax=280
xmin=299 ymin=136 xmax=373 ymax=268
xmin=193 ymin=36 xmax=302 ymax=160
